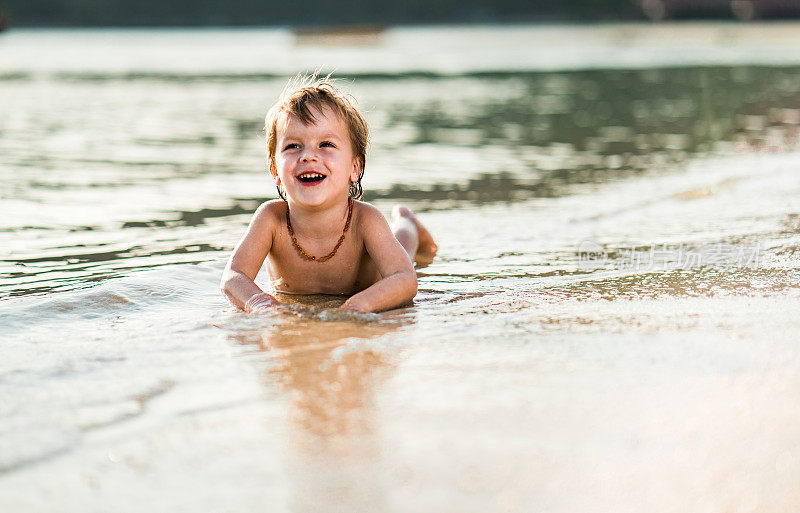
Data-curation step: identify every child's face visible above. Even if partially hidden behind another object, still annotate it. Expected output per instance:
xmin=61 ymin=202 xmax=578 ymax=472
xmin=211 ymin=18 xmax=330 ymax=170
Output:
xmin=274 ymin=106 xmax=360 ymax=209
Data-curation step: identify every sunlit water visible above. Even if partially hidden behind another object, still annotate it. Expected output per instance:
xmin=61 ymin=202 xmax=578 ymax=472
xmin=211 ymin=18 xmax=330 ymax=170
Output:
xmin=2 ymin=23 xmax=800 ymax=512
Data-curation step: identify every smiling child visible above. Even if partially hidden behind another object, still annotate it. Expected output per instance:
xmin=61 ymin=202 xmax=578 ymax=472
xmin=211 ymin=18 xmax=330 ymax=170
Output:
xmin=221 ymin=77 xmax=437 ymax=313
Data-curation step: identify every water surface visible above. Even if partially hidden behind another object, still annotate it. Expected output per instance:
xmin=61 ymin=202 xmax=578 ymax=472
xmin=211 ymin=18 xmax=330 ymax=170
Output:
xmin=2 ymin=23 xmax=800 ymax=512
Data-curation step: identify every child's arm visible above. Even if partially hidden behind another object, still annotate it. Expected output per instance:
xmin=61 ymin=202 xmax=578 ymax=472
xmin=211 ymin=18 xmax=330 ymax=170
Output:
xmin=220 ymin=202 xmax=280 ymax=312
xmin=342 ymin=204 xmax=418 ymax=312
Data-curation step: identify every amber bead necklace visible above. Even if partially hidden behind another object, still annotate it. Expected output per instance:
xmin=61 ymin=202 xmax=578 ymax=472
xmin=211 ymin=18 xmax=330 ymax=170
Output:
xmin=286 ymin=197 xmax=353 ymax=262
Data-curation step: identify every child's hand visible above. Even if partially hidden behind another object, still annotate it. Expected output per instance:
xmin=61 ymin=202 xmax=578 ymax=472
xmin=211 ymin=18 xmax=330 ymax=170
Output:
xmin=339 ymin=298 xmax=367 ymax=313
xmin=244 ymin=292 xmax=280 ymax=313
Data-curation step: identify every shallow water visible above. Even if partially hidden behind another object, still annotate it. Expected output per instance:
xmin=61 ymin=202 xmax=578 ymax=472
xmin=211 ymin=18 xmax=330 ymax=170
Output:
xmin=3 ymin=23 xmax=800 ymax=512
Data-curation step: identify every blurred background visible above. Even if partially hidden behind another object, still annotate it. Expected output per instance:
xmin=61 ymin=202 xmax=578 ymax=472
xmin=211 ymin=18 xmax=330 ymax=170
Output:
xmin=1 ymin=0 xmax=800 ymax=28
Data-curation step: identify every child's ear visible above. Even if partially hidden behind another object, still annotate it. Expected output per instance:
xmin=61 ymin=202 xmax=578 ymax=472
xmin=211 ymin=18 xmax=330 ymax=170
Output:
xmin=270 ymin=161 xmax=280 ymax=184
xmin=350 ymin=159 xmax=362 ymax=182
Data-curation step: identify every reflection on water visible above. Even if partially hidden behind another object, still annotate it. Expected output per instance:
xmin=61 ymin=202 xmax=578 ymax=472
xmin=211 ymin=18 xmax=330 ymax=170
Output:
xmin=225 ymin=302 xmax=408 ymax=512
xmin=378 ymin=67 xmax=800 ymax=194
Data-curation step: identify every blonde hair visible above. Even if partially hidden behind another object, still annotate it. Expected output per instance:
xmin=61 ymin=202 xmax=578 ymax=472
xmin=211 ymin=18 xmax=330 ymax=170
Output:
xmin=265 ymin=75 xmax=369 ymax=200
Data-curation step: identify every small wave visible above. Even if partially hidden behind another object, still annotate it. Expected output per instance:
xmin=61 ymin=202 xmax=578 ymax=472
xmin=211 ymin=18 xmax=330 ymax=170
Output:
xmin=219 ymin=299 xmax=391 ymax=327
xmin=1 ymin=262 xmax=225 ymax=333
xmin=279 ymin=304 xmax=383 ymax=323
xmin=1 ymin=243 xmax=226 ymax=298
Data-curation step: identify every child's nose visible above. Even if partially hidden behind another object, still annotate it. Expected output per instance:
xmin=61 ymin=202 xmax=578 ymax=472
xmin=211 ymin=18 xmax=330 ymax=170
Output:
xmin=300 ymin=149 xmax=319 ymax=162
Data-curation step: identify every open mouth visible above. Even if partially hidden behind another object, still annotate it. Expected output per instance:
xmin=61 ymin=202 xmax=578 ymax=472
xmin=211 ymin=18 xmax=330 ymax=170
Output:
xmin=297 ymin=172 xmax=326 ymax=184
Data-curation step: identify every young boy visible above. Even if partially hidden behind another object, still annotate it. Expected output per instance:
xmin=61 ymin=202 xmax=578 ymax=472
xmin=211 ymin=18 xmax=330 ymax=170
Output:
xmin=221 ymin=78 xmax=437 ymax=313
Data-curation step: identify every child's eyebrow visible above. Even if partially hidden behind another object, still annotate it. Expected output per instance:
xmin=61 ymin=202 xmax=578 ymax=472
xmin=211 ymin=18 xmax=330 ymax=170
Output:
xmin=318 ymin=132 xmax=344 ymax=140
xmin=280 ymin=130 xmax=343 ymax=140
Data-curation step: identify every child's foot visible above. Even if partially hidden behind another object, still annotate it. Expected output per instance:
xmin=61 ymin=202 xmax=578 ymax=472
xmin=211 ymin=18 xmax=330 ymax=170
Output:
xmin=392 ymin=205 xmax=438 ymax=266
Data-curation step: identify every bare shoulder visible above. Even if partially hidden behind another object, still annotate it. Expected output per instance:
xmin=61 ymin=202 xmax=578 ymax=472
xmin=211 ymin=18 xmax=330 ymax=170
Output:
xmin=250 ymin=199 xmax=284 ymax=228
xmin=227 ymin=200 xmax=283 ymax=276
xmin=353 ymin=200 xmax=386 ymax=222
xmin=352 ymin=200 xmax=388 ymax=229
xmin=255 ymin=199 xmax=285 ymax=217
xmin=240 ymin=200 xmax=284 ymax=249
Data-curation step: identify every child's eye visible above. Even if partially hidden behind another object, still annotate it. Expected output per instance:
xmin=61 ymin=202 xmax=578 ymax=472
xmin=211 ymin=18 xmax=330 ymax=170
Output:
xmin=283 ymin=143 xmax=299 ymax=151
xmin=320 ymin=141 xmax=336 ymax=148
